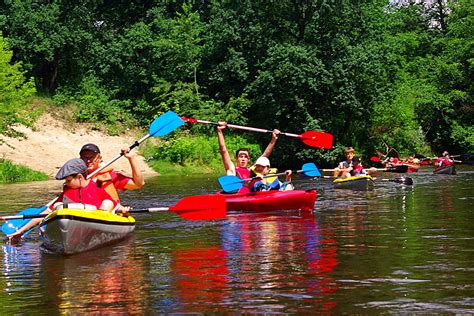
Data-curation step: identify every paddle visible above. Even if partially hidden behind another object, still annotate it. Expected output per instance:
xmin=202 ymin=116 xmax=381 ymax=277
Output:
xmin=320 ymin=175 xmax=413 ymax=185
xmin=1 ymin=111 xmax=185 ymax=235
xmin=322 ymin=165 xmax=408 ymax=173
xmin=181 ymin=117 xmax=333 ymax=149
xmin=218 ymin=162 xmax=321 ymax=193
xmin=0 ymin=195 xmax=227 ymax=223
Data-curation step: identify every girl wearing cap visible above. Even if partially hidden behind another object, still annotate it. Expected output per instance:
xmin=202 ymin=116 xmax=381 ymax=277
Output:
xmin=248 ymin=156 xmax=293 ymax=192
xmin=79 ymin=143 xmax=145 ymax=202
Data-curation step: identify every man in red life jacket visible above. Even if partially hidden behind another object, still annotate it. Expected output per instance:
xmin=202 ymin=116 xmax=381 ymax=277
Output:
xmin=79 ymin=143 xmax=145 ymax=202
xmin=216 ymin=122 xmax=280 ymax=180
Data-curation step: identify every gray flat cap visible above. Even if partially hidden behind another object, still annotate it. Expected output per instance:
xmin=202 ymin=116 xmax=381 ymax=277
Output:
xmin=56 ymin=158 xmax=87 ymax=180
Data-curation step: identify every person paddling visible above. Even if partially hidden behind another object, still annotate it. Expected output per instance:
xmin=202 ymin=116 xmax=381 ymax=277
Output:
xmin=6 ymin=158 xmax=126 ymax=243
xmin=248 ymin=156 xmax=293 ymax=192
xmin=79 ymin=143 xmax=145 ymax=202
xmin=333 ymin=147 xmax=356 ymax=178
xmin=216 ymin=122 xmax=280 ymax=179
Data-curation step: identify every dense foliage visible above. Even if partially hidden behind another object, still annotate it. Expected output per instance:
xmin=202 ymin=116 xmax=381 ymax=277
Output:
xmin=0 ymin=0 xmax=472 ymax=168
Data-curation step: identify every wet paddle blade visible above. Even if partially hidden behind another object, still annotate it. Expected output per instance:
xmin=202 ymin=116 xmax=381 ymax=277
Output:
xmin=218 ymin=175 xmax=244 ymax=193
xmin=370 ymin=156 xmax=382 ymax=163
xmin=168 ymin=195 xmax=227 ymax=220
xmin=384 ymin=165 xmax=409 ymax=173
xmin=299 ymin=131 xmax=333 ymax=149
xmin=149 ymin=111 xmax=184 ymax=137
xmin=1 ymin=206 xmax=48 ymax=235
xmin=301 ymin=163 xmax=321 ymax=177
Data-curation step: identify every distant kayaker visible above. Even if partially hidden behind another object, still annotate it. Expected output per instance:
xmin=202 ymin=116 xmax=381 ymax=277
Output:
xmin=349 ymin=157 xmax=367 ymax=176
xmin=333 ymin=147 xmax=356 ymax=178
xmin=436 ymin=151 xmax=454 ymax=167
xmin=216 ymin=122 xmax=280 ymax=179
xmin=248 ymin=156 xmax=293 ymax=192
xmin=79 ymin=143 xmax=145 ymax=202
xmin=6 ymin=158 xmax=128 ymax=243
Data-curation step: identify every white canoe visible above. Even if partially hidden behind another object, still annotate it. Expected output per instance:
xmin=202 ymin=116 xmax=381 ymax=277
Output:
xmin=40 ymin=208 xmax=135 ymax=255
xmin=333 ymin=175 xmax=375 ymax=190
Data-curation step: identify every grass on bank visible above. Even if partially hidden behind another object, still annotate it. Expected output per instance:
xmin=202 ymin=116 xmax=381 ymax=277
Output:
xmin=0 ymin=159 xmax=48 ymax=183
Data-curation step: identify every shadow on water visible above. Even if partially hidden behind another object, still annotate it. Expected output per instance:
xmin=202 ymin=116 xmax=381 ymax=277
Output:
xmin=0 ymin=166 xmax=473 ymax=313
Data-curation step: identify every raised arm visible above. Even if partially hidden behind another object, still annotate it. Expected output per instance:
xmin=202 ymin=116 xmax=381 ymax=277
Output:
xmin=216 ymin=122 xmax=236 ymax=175
xmin=121 ymin=147 xmax=145 ymax=190
xmin=261 ymin=129 xmax=280 ymax=158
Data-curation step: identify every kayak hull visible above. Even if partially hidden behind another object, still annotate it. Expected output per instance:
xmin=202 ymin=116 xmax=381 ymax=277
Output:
xmin=220 ymin=189 xmax=317 ymax=212
xmin=333 ymin=175 xmax=375 ymax=190
xmin=40 ymin=209 xmax=135 ymax=255
xmin=433 ymin=164 xmax=456 ymax=175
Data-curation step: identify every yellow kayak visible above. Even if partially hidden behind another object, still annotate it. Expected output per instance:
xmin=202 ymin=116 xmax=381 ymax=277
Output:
xmin=333 ymin=175 xmax=375 ymax=190
xmin=40 ymin=208 xmax=135 ymax=255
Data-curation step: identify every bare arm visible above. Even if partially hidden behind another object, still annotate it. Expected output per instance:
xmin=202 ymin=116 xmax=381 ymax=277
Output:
xmin=217 ymin=122 xmax=236 ymax=175
xmin=121 ymin=147 xmax=145 ymax=190
xmin=261 ymin=129 xmax=280 ymax=158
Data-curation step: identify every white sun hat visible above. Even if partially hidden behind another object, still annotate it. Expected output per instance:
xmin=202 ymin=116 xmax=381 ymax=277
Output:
xmin=254 ymin=156 xmax=270 ymax=167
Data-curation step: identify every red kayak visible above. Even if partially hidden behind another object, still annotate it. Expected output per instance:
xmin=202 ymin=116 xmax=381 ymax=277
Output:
xmin=218 ymin=189 xmax=317 ymax=212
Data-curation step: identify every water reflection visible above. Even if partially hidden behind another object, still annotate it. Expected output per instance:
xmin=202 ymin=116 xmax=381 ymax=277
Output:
xmin=0 ymin=168 xmax=473 ymax=313
xmin=220 ymin=212 xmax=338 ymax=312
xmin=40 ymin=237 xmax=150 ymax=314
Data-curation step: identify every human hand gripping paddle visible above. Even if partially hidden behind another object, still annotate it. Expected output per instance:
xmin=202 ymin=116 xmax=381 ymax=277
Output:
xmin=181 ymin=117 xmax=333 ymax=149
xmin=218 ymin=162 xmax=321 ymax=193
xmin=1 ymin=111 xmax=185 ymax=236
xmin=0 ymin=195 xmax=227 ymax=222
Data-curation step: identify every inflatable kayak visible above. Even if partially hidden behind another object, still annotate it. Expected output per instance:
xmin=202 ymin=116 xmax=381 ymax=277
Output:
xmin=40 ymin=208 xmax=135 ymax=255
xmin=333 ymin=175 xmax=375 ymax=190
xmin=433 ymin=164 xmax=456 ymax=175
xmin=219 ymin=189 xmax=317 ymax=212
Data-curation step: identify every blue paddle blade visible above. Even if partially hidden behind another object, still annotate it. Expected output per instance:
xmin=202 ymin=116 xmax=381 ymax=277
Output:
xmin=1 ymin=205 xmax=48 ymax=235
xmin=301 ymin=163 xmax=321 ymax=177
xmin=218 ymin=175 xmax=244 ymax=193
xmin=149 ymin=111 xmax=184 ymax=137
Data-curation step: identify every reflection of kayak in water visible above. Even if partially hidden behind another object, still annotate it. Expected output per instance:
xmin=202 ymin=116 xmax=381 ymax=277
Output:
xmin=40 ymin=208 xmax=135 ymax=255
xmin=433 ymin=164 xmax=456 ymax=175
xmin=333 ymin=175 xmax=375 ymax=191
xmin=218 ymin=189 xmax=317 ymax=212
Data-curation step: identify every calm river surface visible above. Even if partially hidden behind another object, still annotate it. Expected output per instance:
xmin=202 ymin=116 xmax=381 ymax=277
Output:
xmin=0 ymin=166 xmax=473 ymax=314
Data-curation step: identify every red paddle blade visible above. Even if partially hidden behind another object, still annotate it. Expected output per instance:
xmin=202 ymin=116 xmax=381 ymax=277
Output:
xmin=370 ymin=156 xmax=382 ymax=163
xmin=299 ymin=131 xmax=333 ymax=149
xmin=168 ymin=195 xmax=226 ymax=220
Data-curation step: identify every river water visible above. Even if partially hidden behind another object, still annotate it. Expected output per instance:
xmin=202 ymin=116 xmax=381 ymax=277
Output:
xmin=0 ymin=166 xmax=473 ymax=314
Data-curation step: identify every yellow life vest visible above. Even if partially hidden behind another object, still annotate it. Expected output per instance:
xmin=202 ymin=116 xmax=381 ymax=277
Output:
xmin=250 ymin=167 xmax=278 ymax=185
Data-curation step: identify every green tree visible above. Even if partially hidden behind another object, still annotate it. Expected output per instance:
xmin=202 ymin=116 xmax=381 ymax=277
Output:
xmin=0 ymin=33 xmax=36 ymax=137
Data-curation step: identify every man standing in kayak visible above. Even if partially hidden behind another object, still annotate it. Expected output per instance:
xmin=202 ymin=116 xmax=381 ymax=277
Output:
xmin=216 ymin=122 xmax=280 ymax=179
xmin=79 ymin=143 xmax=145 ymax=202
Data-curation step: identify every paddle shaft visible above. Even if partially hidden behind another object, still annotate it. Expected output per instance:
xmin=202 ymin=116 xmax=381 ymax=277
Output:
xmin=87 ymin=134 xmax=151 ymax=179
xmin=2 ymin=207 xmax=199 ymax=220
xmin=182 ymin=118 xmax=300 ymax=137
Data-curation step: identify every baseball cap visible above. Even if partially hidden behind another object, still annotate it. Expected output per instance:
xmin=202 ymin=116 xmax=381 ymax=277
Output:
xmin=56 ymin=158 xmax=87 ymax=180
xmin=255 ymin=156 xmax=270 ymax=167
xmin=79 ymin=143 xmax=100 ymax=155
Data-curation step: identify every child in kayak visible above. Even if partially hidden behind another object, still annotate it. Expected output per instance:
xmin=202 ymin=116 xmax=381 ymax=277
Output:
xmin=333 ymin=147 xmax=356 ymax=178
xmin=248 ymin=156 xmax=293 ymax=191
xmin=6 ymin=158 xmax=128 ymax=243
xmin=349 ymin=157 xmax=367 ymax=176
